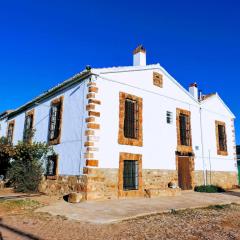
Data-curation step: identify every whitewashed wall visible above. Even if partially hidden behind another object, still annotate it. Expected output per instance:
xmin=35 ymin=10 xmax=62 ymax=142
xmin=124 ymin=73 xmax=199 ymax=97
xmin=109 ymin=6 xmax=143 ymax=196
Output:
xmin=200 ymin=96 xmax=236 ymax=172
xmin=94 ymin=66 xmax=237 ymax=173
xmin=2 ymin=65 xmax=237 ymax=176
xmin=0 ymin=117 xmax=8 ymax=138
xmin=5 ymin=79 xmax=89 ymax=175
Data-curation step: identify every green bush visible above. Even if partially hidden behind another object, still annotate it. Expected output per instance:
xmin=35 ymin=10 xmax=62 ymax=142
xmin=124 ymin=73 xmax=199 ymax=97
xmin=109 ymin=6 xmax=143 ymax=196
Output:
xmin=194 ymin=184 xmax=225 ymax=193
xmin=7 ymin=141 xmax=53 ymax=192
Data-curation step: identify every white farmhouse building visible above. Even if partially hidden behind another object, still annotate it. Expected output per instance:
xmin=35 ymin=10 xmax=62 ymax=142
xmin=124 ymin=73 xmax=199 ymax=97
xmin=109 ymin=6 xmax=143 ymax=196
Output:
xmin=0 ymin=46 xmax=238 ymax=199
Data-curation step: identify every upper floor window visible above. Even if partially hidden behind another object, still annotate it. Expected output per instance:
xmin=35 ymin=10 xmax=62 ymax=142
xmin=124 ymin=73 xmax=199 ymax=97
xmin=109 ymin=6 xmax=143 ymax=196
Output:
xmin=179 ymin=113 xmax=191 ymax=146
xmin=7 ymin=120 xmax=15 ymax=145
xmin=215 ymin=121 xmax=228 ymax=155
xmin=48 ymin=96 xmax=64 ymax=145
xmin=23 ymin=110 xmax=34 ymax=143
xmin=124 ymin=99 xmax=139 ymax=139
xmin=176 ymin=108 xmax=192 ymax=152
xmin=118 ymin=92 xmax=143 ymax=146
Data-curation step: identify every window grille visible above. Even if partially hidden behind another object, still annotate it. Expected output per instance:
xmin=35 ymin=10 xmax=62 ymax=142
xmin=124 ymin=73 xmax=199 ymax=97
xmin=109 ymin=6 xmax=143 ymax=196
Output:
xmin=7 ymin=123 xmax=14 ymax=144
xmin=218 ymin=124 xmax=227 ymax=151
xmin=23 ymin=114 xmax=33 ymax=142
xmin=166 ymin=111 xmax=173 ymax=124
xmin=179 ymin=113 xmax=191 ymax=146
xmin=124 ymin=99 xmax=139 ymax=139
xmin=123 ymin=160 xmax=139 ymax=190
xmin=46 ymin=155 xmax=57 ymax=176
xmin=49 ymin=102 xmax=61 ymax=141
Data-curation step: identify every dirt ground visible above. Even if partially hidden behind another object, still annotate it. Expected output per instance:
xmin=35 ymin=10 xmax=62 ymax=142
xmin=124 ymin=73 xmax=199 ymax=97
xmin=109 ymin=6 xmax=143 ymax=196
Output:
xmin=0 ymin=193 xmax=240 ymax=240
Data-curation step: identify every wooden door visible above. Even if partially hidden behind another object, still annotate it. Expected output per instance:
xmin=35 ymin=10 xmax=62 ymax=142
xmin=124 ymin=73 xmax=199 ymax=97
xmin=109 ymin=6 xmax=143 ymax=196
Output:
xmin=178 ymin=156 xmax=192 ymax=190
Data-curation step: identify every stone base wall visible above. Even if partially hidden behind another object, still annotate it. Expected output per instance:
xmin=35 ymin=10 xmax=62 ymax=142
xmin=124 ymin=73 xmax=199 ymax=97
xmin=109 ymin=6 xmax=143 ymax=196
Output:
xmin=38 ymin=169 xmax=238 ymax=200
xmin=38 ymin=175 xmax=87 ymax=197
xmin=194 ymin=170 xmax=238 ymax=189
xmin=142 ymin=169 xmax=178 ymax=190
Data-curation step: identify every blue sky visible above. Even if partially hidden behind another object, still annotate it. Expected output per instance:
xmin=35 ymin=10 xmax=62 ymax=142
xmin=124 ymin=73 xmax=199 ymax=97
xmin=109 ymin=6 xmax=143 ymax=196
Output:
xmin=1 ymin=0 xmax=240 ymax=143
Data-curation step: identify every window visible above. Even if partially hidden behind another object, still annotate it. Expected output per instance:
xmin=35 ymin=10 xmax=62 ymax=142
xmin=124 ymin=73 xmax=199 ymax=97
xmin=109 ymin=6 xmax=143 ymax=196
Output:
xmin=216 ymin=121 xmax=228 ymax=155
xmin=123 ymin=160 xmax=139 ymax=190
xmin=48 ymin=96 xmax=64 ymax=145
xmin=118 ymin=152 xmax=142 ymax=197
xmin=179 ymin=113 xmax=191 ymax=146
xmin=124 ymin=99 xmax=139 ymax=139
xmin=118 ymin=92 xmax=143 ymax=146
xmin=176 ymin=108 xmax=192 ymax=153
xmin=7 ymin=121 xmax=15 ymax=144
xmin=166 ymin=111 xmax=173 ymax=124
xmin=23 ymin=110 xmax=34 ymax=143
xmin=153 ymin=72 xmax=163 ymax=88
xmin=46 ymin=155 xmax=58 ymax=178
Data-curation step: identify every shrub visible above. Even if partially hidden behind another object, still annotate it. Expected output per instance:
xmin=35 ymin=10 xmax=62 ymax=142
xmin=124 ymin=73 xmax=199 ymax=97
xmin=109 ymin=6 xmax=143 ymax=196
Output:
xmin=194 ymin=184 xmax=225 ymax=193
xmin=7 ymin=141 xmax=53 ymax=192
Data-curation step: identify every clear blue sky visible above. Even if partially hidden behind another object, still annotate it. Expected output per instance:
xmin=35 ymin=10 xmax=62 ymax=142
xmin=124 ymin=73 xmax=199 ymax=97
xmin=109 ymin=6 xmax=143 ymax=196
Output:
xmin=1 ymin=0 xmax=240 ymax=143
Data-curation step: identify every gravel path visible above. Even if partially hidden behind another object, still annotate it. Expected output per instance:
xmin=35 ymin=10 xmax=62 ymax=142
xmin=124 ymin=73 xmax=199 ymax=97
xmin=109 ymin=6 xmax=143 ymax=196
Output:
xmin=1 ymin=204 xmax=240 ymax=239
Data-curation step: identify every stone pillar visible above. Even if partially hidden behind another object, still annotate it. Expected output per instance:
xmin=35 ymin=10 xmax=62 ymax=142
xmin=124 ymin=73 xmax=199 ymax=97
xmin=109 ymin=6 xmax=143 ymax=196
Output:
xmin=83 ymin=78 xmax=104 ymax=200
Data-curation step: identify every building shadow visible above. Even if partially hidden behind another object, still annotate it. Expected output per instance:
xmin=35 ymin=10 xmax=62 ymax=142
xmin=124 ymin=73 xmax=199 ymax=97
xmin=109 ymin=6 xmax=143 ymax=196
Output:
xmin=222 ymin=190 xmax=240 ymax=198
xmin=0 ymin=217 xmax=42 ymax=240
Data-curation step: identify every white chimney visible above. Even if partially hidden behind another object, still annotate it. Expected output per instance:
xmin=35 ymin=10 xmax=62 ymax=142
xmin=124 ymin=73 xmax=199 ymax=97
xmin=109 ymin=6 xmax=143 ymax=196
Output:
xmin=133 ymin=45 xmax=146 ymax=66
xmin=189 ymin=83 xmax=198 ymax=100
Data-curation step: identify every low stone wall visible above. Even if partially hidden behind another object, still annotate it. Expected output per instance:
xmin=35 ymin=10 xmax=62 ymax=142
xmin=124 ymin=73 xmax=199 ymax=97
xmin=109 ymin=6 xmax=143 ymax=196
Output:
xmin=194 ymin=170 xmax=238 ymax=189
xmin=38 ymin=175 xmax=87 ymax=197
xmin=38 ymin=169 xmax=238 ymax=200
xmin=142 ymin=169 xmax=178 ymax=190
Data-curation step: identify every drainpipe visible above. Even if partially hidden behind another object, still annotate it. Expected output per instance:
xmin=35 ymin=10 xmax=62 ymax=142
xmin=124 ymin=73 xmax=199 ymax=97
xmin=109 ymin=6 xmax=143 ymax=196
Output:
xmin=199 ymin=107 xmax=207 ymax=185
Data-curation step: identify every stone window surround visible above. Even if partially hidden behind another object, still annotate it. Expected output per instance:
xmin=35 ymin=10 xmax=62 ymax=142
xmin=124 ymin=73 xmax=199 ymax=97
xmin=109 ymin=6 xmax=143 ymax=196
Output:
xmin=118 ymin=92 xmax=143 ymax=147
xmin=153 ymin=71 xmax=163 ymax=88
xmin=215 ymin=120 xmax=228 ymax=156
xmin=176 ymin=108 xmax=193 ymax=153
xmin=6 ymin=120 xmax=15 ymax=144
xmin=46 ymin=154 xmax=59 ymax=180
xmin=23 ymin=109 xmax=35 ymax=143
xmin=118 ymin=152 xmax=143 ymax=198
xmin=48 ymin=96 xmax=64 ymax=145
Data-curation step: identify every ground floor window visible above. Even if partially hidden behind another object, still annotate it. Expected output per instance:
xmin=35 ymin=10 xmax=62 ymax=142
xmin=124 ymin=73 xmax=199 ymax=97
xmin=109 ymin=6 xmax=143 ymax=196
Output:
xmin=46 ymin=155 xmax=58 ymax=178
xmin=118 ymin=152 xmax=142 ymax=197
xmin=123 ymin=160 xmax=139 ymax=190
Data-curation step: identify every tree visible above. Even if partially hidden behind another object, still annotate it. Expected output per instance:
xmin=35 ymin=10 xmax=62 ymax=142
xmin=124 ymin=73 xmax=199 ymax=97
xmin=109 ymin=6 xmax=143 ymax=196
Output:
xmin=7 ymin=141 xmax=53 ymax=192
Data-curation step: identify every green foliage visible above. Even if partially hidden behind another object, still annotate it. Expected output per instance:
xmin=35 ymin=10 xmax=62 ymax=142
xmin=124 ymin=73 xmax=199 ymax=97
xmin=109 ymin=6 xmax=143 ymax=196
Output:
xmin=7 ymin=141 xmax=53 ymax=192
xmin=0 ymin=137 xmax=14 ymax=177
xmin=0 ymin=199 xmax=40 ymax=211
xmin=194 ymin=184 xmax=225 ymax=193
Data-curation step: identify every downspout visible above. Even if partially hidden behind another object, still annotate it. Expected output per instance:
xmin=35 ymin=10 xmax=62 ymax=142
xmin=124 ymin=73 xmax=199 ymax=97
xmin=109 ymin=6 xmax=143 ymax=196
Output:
xmin=199 ymin=106 xmax=207 ymax=185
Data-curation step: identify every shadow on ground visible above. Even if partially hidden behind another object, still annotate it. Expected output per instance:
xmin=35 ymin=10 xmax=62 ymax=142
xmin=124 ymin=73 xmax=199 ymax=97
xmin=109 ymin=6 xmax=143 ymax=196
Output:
xmin=223 ymin=190 xmax=240 ymax=198
xmin=0 ymin=217 xmax=42 ymax=240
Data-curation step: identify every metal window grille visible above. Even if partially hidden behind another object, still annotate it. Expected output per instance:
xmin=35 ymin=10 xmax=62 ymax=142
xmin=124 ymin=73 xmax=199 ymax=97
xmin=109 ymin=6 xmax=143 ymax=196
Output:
xmin=179 ymin=113 xmax=191 ymax=146
xmin=166 ymin=111 xmax=173 ymax=124
xmin=7 ymin=123 xmax=14 ymax=144
xmin=123 ymin=160 xmax=139 ymax=190
xmin=46 ymin=155 xmax=57 ymax=176
xmin=23 ymin=114 xmax=33 ymax=142
xmin=124 ymin=99 xmax=139 ymax=139
xmin=218 ymin=125 xmax=227 ymax=151
xmin=49 ymin=103 xmax=61 ymax=140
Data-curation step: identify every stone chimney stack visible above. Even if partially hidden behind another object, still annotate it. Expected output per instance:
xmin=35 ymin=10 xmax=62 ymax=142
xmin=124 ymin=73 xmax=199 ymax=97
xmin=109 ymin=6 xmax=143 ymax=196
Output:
xmin=133 ymin=45 xmax=146 ymax=66
xmin=189 ymin=82 xmax=198 ymax=100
